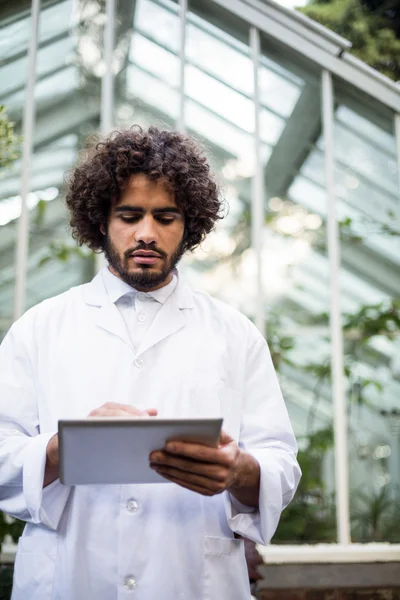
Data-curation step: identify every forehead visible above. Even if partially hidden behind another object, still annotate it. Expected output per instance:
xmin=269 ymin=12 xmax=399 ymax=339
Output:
xmin=115 ymin=173 xmax=176 ymax=207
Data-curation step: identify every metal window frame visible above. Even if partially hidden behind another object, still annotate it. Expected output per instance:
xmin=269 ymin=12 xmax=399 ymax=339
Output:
xmin=13 ymin=0 xmax=41 ymax=320
xmin=396 ymin=114 xmax=400 ymax=218
xmin=177 ymin=0 xmax=187 ymax=132
xmin=101 ymin=0 xmax=116 ymax=134
xmin=250 ymin=26 xmax=264 ymax=333
xmin=96 ymin=0 xmax=116 ymax=272
xmin=208 ymin=0 xmax=400 ymax=113
xmin=322 ymin=69 xmax=350 ymax=545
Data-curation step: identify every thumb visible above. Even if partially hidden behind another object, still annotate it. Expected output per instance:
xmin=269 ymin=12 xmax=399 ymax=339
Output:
xmin=145 ymin=408 xmax=158 ymax=416
xmin=219 ymin=429 xmax=233 ymax=446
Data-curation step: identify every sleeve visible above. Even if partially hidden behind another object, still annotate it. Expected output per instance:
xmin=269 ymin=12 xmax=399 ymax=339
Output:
xmin=224 ymin=325 xmax=301 ymax=545
xmin=0 ymin=319 xmax=72 ymax=531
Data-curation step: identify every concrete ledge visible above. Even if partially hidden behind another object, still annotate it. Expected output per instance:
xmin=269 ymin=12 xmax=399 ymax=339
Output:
xmin=258 ymin=563 xmax=400 ymax=590
xmin=258 ymin=590 xmax=400 ymax=600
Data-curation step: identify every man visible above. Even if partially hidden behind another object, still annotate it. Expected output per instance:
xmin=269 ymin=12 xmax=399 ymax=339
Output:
xmin=0 ymin=127 xmax=300 ymax=600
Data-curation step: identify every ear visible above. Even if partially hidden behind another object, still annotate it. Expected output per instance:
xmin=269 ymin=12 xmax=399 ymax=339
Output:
xmin=100 ymin=223 xmax=106 ymax=236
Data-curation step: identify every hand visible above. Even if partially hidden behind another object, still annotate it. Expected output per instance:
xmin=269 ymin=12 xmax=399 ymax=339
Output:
xmin=149 ymin=430 xmax=260 ymax=507
xmin=88 ymin=402 xmax=158 ymax=418
xmin=44 ymin=403 xmax=157 ymax=488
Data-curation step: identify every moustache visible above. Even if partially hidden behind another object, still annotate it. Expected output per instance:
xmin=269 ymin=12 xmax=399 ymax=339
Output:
xmin=124 ymin=244 xmax=168 ymax=260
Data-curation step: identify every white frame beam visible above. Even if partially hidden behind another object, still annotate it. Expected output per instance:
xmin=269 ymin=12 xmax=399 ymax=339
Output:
xmin=177 ymin=0 xmax=187 ymax=132
xmin=322 ymin=69 xmax=350 ymax=545
xmin=101 ymin=0 xmax=116 ymax=134
xmin=13 ymin=0 xmax=41 ymax=320
xmin=250 ymin=26 xmax=264 ymax=333
xmin=395 ymin=114 xmax=400 ymax=214
xmin=97 ymin=0 xmax=116 ymax=272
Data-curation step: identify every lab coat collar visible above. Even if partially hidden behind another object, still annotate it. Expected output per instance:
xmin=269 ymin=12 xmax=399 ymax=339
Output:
xmin=82 ymin=266 xmax=195 ymax=354
xmin=83 ymin=267 xmax=195 ymax=310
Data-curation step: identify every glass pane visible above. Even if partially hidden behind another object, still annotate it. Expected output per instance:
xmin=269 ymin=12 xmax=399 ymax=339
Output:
xmin=334 ymin=98 xmax=400 ymax=543
xmin=116 ymin=0 xmax=179 ymax=128
xmin=181 ymin=6 xmax=255 ymax=322
xmin=25 ymin=0 xmax=100 ymax=310
xmin=261 ymin=67 xmax=336 ymax=543
xmin=0 ymin=10 xmax=27 ymax=339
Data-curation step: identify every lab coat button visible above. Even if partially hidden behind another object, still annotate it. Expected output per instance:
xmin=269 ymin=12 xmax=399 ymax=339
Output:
xmin=124 ymin=576 xmax=136 ymax=590
xmin=137 ymin=313 xmax=146 ymax=322
xmin=134 ymin=358 xmax=144 ymax=368
xmin=127 ymin=499 xmax=139 ymax=513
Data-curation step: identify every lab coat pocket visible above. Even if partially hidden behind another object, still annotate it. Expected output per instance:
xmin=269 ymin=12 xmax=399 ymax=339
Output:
xmin=203 ymin=536 xmax=251 ymax=600
xmin=218 ymin=385 xmax=242 ymax=442
xmin=12 ymin=535 xmax=57 ymax=600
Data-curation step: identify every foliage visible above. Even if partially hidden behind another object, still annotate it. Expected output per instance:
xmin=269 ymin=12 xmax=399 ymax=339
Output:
xmin=271 ymin=295 xmax=400 ymax=543
xmin=300 ymin=0 xmax=400 ymax=81
xmin=0 ymin=565 xmax=13 ymax=600
xmin=266 ymin=313 xmax=296 ymax=371
xmin=0 ymin=107 xmax=25 ymax=557
xmin=343 ymin=300 xmax=400 ymax=341
xmin=37 ymin=240 xmax=95 ymax=268
xmin=0 ymin=515 xmax=24 ymax=547
xmin=0 ymin=106 xmax=22 ymax=171
xmin=0 ymin=512 xmax=24 ymax=557
xmin=273 ymin=427 xmax=337 ymax=543
xmin=351 ymin=485 xmax=400 ymax=542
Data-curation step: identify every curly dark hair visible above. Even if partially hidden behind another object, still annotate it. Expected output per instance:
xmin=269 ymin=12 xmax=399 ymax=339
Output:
xmin=65 ymin=126 xmax=223 ymax=253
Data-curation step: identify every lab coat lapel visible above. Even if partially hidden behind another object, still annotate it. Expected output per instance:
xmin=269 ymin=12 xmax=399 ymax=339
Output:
xmin=137 ymin=293 xmax=185 ymax=356
xmin=137 ymin=274 xmax=195 ymax=355
xmin=96 ymin=300 xmax=133 ymax=349
xmin=83 ymin=269 xmax=133 ymax=350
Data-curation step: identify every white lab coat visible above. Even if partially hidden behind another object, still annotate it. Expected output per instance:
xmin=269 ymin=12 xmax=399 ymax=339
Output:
xmin=0 ymin=269 xmax=300 ymax=600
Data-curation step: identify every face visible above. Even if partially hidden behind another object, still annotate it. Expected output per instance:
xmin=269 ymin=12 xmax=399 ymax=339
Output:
xmin=101 ymin=174 xmax=185 ymax=291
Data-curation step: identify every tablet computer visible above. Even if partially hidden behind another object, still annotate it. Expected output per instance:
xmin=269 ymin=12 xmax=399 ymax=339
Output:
xmin=58 ymin=417 xmax=223 ymax=485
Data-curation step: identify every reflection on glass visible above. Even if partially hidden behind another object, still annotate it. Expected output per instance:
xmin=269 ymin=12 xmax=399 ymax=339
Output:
xmin=261 ymin=72 xmax=336 ymax=543
xmin=116 ymin=0 xmax=179 ymax=128
xmin=0 ymin=11 xmax=28 ymax=338
xmin=334 ymin=100 xmax=400 ymax=543
xmin=0 ymin=0 xmax=100 ymax=317
xmin=25 ymin=0 xmax=103 ymax=308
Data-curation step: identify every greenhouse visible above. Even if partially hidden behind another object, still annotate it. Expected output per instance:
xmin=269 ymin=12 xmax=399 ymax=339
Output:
xmin=0 ymin=0 xmax=400 ymax=572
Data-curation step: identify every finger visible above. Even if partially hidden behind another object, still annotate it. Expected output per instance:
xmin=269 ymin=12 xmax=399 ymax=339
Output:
xmin=149 ymin=453 xmax=227 ymax=482
xmin=154 ymin=465 xmax=226 ymax=493
xmin=145 ymin=408 xmax=158 ymax=416
xmin=102 ymin=402 xmax=145 ymax=413
xmin=88 ymin=403 xmax=148 ymax=417
xmin=164 ymin=440 xmax=234 ymax=467
xmin=219 ymin=429 xmax=234 ymax=446
xmin=157 ymin=471 xmax=213 ymax=496
xmin=88 ymin=408 xmax=133 ymax=417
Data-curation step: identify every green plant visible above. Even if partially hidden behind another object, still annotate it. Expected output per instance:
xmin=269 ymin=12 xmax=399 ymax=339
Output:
xmin=351 ymin=485 xmax=400 ymax=542
xmin=0 ymin=565 xmax=13 ymax=600
xmin=0 ymin=108 xmax=24 ymax=557
xmin=300 ymin=0 xmax=400 ymax=81
xmin=273 ymin=426 xmax=337 ymax=543
xmin=0 ymin=106 xmax=21 ymax=170
xmin=266 ymin=312 xmax=295 ymax=371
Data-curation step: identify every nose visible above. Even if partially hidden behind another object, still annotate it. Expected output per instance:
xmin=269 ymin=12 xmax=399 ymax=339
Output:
xmin=134 ymin=215 xmax=158 ymax=245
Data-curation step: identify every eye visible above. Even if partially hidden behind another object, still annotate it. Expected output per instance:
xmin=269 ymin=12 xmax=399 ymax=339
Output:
xmin=120 ymin=215 xmax=141 ymax=223
xmin=156 ymin=216 xmax=176 ymax=225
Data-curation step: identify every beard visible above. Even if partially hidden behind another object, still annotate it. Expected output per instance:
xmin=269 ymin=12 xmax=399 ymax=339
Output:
xmin=103 ymin=235 xmax=185 ymax=291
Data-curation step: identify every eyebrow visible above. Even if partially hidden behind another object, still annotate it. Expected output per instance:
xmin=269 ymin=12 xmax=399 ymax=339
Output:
xmin=114 ymin=205 xmax=183 ymax=216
